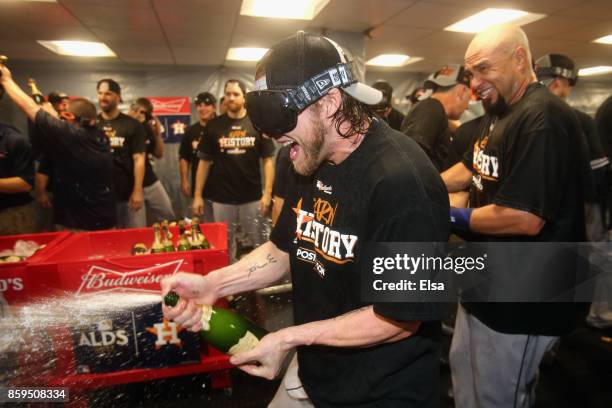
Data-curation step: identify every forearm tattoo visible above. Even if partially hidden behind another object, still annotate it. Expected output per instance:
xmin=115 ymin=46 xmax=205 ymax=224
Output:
xmin=247 ymin=253 xmax=278 ymax=277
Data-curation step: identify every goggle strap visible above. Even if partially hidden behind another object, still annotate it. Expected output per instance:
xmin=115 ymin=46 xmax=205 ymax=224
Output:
xmin=288 ymin=63 xmax=355 ymax=110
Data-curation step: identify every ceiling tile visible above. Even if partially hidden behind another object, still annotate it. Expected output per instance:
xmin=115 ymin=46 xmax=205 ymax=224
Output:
xmin=386 ymin=2 xmax=483 ymax=29
xmin=231 ymin=16 xmax=308 ymax=48
xmin=554 ymin=0 xmax=612 ymax=21
xmin=65 ymin=4 xmax=159 ymax=30
xmin=425 ymin=0 xmax=585 ymax=14
xmin=312 ymin=0 xmax=417 ymax=31
xmin=522 ymin=16 xmax=600 ymax=39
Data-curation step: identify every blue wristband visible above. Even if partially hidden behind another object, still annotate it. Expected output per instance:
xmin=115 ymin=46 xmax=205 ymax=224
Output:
xmin=450 ymin=207 xmax=473 ymax=231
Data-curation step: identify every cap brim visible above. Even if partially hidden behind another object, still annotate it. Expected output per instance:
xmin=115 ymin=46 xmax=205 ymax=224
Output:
xmin=344 ymin=82 xmax=383 ymax=105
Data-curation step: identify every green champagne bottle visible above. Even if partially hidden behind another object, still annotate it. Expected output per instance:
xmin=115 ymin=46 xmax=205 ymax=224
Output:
xmin=131 ymin=242 xmax=148 ymax=255
xmin=151 ymin=223 xmax=165 ymax=254
xmin=177 ymin=221 xmax=191 ymax=251
xmin=189 ymin=219 xmax=203 ymax=250
xmin=27 ymin=78 xmax=45 ymax=105
xmin=164 ymin=291 xmax=268 ymax=355
xmin=161 ymin=221 xmax=175 ymax=252
xmin=192 ymin=218 xmax=210 ymax=249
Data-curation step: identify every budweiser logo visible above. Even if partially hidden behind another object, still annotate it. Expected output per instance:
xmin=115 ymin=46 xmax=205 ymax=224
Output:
xmin=75 ymin=260 xmax=183 ymax=297
xmin=151 ymin=97 xmax=189 ymax=114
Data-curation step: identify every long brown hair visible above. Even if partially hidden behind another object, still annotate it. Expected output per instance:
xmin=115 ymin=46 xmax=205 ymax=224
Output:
xmin=330 ymin=89 xmax=375 ymax=138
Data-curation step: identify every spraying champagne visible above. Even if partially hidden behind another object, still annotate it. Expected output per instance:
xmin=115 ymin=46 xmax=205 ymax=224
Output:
xmin=164 ymin=291 xmax=267 ymax=355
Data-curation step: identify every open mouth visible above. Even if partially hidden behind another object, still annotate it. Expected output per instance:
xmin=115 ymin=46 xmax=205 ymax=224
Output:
xmin=477 ymin=87 xmax=494 ymax=100
xmin=289 ymin=141 xmax=300 ymax=160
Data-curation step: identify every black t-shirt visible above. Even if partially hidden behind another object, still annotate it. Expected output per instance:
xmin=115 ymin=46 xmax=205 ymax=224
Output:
xmin=461 ymin=83 xmax=586 ymax=335
xmin=198 ymin=114 xmax=275 ymax=204
xmin=574 ymin=109 xmax=606 ymax=163
xmin=386 ymin=107 xmax=405 ymax=131
xmin=446 ymin=116 xmax=484 ymax=169
xmin=142 ymin=124 xmax=159 ymax=187
xmin=0 ymin=123 xmax=33 ymax=211
xmin=35 ymin=110 xmax=115 ymax=230
xmin=595 ymin=95 xmax=612 ymax=158
xmin=573 ymin=108 xmax=608 ymax=203
xmin=401 ymin=98 xmax=450 ymax=172
xmin=180 ymin=122 xmax=212 ymax=197
xmin=271 ymin=119 xmax=449 ymax=407
xmin=97 ymin=113 xmax=147 ymax=201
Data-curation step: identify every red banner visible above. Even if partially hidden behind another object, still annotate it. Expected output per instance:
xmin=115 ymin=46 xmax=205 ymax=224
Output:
xmin=149 ymin=96 xmax=190 ymax=115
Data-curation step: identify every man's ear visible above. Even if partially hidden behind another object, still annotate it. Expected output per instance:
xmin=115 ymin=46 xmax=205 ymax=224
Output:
xmin=323 ymin=88 xmax=343 ymax=118
xmin=514 ymin=46 xmax=530 ymax=71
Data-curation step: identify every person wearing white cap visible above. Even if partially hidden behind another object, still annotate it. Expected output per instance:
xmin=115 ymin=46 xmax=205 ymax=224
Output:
xmin=161 ymin=31 xmax=449 ymax=407
xmin=401 ymin=64 xmax=471 ymax=172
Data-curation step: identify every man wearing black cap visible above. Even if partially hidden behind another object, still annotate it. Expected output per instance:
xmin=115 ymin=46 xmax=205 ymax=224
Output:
xmin=0 ymin=65 xmax=115 ymax=232
xmin=179 ymin=92 xmax=216 ymax=222
xmin=97 ymin=78 xmax=147 ymax=228
xmin=47 ymin=91 xmax=69 ymax=114
xmin=371 ymin=80 xmax=405 ymax=131
xmin=401 ymin=64 xmax=471 ymax=171
xmin=536 ymin=53 xmax=610 ymax=241
xmin=162 ymin=31 xmax=449 ymax=407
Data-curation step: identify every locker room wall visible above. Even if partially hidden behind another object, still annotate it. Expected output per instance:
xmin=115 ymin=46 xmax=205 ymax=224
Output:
xmin=1 ymin=58 xmax=611 ymax=218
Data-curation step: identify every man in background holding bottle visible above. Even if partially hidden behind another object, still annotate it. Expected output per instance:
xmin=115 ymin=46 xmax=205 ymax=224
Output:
xmin=0 ymin=65 xmax=115 ymax=231
xmin=162 ymin=32 xmax=448 ymax=407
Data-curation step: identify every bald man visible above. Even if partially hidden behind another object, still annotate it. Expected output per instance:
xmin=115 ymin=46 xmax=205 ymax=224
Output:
xmin=0 ymin=64 xmax=116 ymax=231
xmin=442 ymin=25 xmax=587 ymax=407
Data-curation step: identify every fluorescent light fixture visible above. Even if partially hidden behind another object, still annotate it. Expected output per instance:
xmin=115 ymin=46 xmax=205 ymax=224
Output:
xmin=578 ymin=66 xmax=612 ymax=77
xmin=445 ymin=8 xmax=546 ymax=33
xmin=37 ymin=40 xmax=115 ymax=57
xmin=226 ymin=47 xmax=269 ymax=62
xmin=593 ymin=34 xmax=612 ymax=45
xmin=240 ymin=0 xmax=329 ymax=20
xmin=366 ymin=54 xmax=423 ymax=67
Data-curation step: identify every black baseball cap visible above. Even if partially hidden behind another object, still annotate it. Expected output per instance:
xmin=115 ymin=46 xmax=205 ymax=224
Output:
xmin=254 ymin=31 xmax=382 ymax=105
xmin=96 ymin=78 xmax=121 ymax=95
xmin=535 ymin=54 xmax=578 ymax=86
xmin=48 ymin=91 xmax=69 ymax=104
xmin=195 ymin=92 xmax=216 ymax=106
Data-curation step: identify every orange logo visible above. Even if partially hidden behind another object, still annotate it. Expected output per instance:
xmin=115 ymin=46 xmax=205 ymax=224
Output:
xmin=438 ymin=65 xmax=455 ymax=77
xmin=313 ymin=198 xmax=337 ymax=225
xmin=146 ymin=319 xmax=184 ymax=349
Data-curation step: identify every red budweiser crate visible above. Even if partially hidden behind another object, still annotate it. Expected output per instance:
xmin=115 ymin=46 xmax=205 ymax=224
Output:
xmin=28 ymin=223 xmax=228 ymax=297
xmin=18 ymin=223 xmax=232 ymax=394
xmin=0 ymin=231 xmax=70 ymax=304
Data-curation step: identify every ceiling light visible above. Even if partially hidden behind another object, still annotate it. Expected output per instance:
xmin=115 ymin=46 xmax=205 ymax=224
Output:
xmin=226 ymin=47 xmax=269 ymax=62
xmin=593 ymin=35 xmax=612 ymax=45
xmin=240 ymin=0 xmax=329 ymax=20
xmin=445 ymin=8 xmax=546 ymax=33
xmin=37 ymin=40 xmax=115 ymax=57
xmin=366 ymin=54 xmax=423 ymax=67
xmin=578 ymin=66 xmax=612 ymax=77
